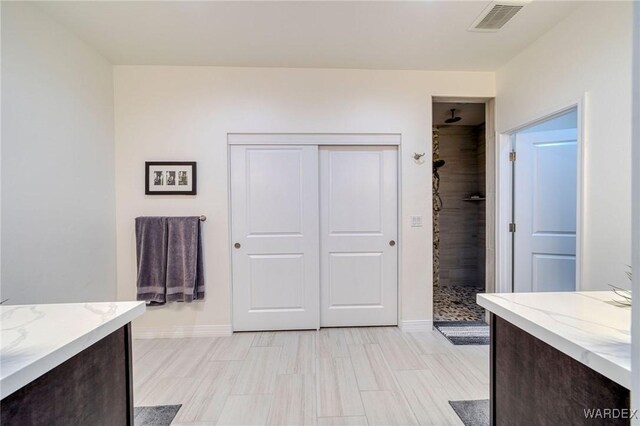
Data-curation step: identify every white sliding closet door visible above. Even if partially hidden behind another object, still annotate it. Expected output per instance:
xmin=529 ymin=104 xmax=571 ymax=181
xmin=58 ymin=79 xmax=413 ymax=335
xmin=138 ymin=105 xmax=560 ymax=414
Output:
xmin=319 ymin=146 xmax=398 ymax=327
xmin=230 ymin=145 xmax=319 ymax=331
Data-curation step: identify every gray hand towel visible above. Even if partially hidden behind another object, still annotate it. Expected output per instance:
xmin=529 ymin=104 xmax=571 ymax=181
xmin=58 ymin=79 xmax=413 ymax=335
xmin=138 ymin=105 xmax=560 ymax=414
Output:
xmin=135 ymin=216 xmax=168 ymax=304
xmin=165 ymin=217 xmax=205 ymax=302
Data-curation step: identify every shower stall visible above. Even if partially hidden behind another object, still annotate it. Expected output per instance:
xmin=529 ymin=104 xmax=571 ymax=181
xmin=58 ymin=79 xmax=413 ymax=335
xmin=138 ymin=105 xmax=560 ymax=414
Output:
xmin=432 ymin=104 xmax=486 ymax=322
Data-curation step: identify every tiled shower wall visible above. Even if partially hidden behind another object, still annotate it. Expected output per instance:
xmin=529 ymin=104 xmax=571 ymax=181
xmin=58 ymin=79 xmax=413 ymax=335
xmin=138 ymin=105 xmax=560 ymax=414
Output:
xmin=437 ymin=125 xmax=486 ymax=288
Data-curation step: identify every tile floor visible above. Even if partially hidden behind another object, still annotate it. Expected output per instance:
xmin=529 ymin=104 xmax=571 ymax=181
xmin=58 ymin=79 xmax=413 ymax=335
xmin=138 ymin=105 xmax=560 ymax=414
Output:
xmin=133 ymin=327 xmax=489 ymax=425
xmin=433 ymin=286 xmax=486 ymax=321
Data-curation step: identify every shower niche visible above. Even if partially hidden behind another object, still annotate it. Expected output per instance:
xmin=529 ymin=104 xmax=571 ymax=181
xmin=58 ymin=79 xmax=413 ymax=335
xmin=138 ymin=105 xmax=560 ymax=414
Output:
xmin=432 ymin=103 xmax=486 ymax=322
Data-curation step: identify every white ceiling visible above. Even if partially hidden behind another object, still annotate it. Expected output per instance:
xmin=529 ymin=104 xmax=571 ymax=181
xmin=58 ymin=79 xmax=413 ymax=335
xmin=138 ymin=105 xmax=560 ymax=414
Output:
xmin=433 ymin=102 xmax=485 ymax=126
xmin=35 ymin=1 xmax=582 ymax=70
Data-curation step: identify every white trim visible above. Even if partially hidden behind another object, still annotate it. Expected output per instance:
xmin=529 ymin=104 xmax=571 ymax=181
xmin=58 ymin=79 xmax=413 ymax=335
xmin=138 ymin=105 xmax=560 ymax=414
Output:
xmin=484 ymin=99 xmax=497 ymax=295
xmin=396 ymin=138 xmax=403 ymax=329
xmin=133 ymin=325 xmax=233 ymax=339
xmin=496 ymin=95 xmax=587 ymax=293
xmin=496 ymin=132 xmax=513 ymax=293
xmin=399 ymin=320 xmax=433 ymax=333
xmin=431 ymin=96 xmax=497 ymax=325
xmin=575 ymin=96 xmax=587 ymax=290
xmin=227 ymin=142 xmax=235 ymax=334
xmin=228 ymin=133 xmax=402 ymax=331
xmin=432 ymin=96 xmax=492 ymax=104
xmin=228 ymin=133 xmax=400 ymax=146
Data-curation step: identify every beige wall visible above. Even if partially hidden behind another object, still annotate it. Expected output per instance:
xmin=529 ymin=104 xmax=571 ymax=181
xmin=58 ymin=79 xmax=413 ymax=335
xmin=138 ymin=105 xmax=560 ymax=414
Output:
xmin=114 ymin=66 xmax=494 ymax=333
xmin=496 ymin=2 xmax=633 ymax=290
xmin=2 ymin=2 xmax=116 ymax=303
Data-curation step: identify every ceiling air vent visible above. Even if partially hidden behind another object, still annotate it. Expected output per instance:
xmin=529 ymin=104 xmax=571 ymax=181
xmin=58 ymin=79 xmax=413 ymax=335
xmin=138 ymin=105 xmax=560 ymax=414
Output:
xmin=468 ymin=1 xmax=529 ymax=32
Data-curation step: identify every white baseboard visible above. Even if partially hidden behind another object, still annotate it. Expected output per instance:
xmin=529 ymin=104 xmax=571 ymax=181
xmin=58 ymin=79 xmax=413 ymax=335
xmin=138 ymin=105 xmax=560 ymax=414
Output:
xmin=134 ymin=322 xmax=433 ymax=337
xmin=399 ymin=320 xmax=433 ymax=333
xmin=133 ymin=325 xmax=233 ymax=339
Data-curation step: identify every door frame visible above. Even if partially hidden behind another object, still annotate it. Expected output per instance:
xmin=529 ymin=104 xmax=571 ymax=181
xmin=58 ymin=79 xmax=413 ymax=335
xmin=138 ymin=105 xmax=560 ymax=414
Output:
xmin=226 ymin=133 xmax=402 ymax=331
xmin=431 ymin=96 xmax=496 ymax=317
xmin=496 ymin=94 xmax=587 ymax=293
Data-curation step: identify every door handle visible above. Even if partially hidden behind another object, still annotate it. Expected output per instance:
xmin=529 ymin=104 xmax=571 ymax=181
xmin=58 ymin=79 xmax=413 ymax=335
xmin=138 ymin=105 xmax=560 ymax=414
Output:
xmin=389 ymin=240 xmax=396 ymax=246
xmin=234 ymin=243 xmax=241 ymax=249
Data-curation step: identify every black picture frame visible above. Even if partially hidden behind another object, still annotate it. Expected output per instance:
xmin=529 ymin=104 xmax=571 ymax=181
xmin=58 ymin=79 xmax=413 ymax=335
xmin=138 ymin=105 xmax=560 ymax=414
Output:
xmin=145 ymin=161 xmax=197 ymax=195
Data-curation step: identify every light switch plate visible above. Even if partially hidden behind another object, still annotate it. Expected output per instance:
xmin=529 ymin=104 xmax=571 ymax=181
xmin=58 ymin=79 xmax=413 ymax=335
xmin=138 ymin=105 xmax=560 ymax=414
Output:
xmin=410 ymin=215 xmax=423 ymax=227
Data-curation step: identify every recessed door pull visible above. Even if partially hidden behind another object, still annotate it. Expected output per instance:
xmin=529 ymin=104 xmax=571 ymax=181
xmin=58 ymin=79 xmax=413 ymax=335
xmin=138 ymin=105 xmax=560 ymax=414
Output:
xmin=234 ymin=243 xmax=241 ymax=249
xmin=389 ymin=240 xmax=396 ymax=246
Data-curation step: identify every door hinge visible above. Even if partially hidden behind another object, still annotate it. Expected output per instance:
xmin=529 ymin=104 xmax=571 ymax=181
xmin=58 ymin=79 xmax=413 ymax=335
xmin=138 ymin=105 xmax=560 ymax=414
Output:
xmin=509 ymin=151 xmax=516 ymax=162
xmin=509 ymin=223 xmax=516 ymax=233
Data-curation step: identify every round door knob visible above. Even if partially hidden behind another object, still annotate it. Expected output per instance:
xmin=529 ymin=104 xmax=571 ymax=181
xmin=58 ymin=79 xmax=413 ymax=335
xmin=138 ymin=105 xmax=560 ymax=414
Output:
xmin=389 ymin=240 xmax=396 ymax=246
xmin=234 ymin=243 xmax=241 ymax=249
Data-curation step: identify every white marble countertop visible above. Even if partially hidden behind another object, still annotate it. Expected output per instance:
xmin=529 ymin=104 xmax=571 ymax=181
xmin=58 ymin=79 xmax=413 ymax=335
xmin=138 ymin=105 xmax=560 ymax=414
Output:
xmin=477 ymin=291 xmax=631 ymax=389
xmin=0 ymin=301 xmax=145 ymax=399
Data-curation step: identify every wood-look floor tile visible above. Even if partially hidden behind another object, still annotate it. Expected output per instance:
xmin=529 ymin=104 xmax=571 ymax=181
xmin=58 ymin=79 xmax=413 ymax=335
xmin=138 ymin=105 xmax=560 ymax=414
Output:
xmin=232 ymin=347 xmax=282 ymax=395
xmin=133 ymin=347 xmax=180 ymax=402
xmin=252 ymin=331 xmax=280 ymax=347
xmin=348 ymin=344 xmax=398 ymax=391
xmin=360 ymin=391 xmax=418 ymax=426
xmin=217 ymin=395 xmax=272 ymax=426
xmin=394 ymin=369 xmax=462 ymax=425
xmin=136 ymin=376 xmax=200 ymax=407
xmin=252 ymin=331 xmax=297 ymax=347
xmin=401 ymin=330 xmax=453 ymax=356
xmin=266 ymin=374 xmax=316 ymax=425
xmin=278 ymin=332 xmax=316 ymax=375
xmin=342 ymin=328 xmax=378 ymax=345
xmin=421 ymin=353 xmax=488 ymax=400
xmin=317 ymin=328 xmax=349 ymax=359
xmin=134 ymin=327 xmax=489 ymax=426
xmin=173 ymin=361 xmax=243 ymax=424
xmin=162 ymin=338 xmax=220 ymax=379
xmin=317 ymin=357 xmax=364 ymax=417
xmin=317 ymin=416 xmax=369 ymax=426
xmin=210 ymin=332 xmax=255 ymax=361
xmin=132 ymin=338 xmax=159 ymax=363
xmin=374 ymin=328 xmax=426 ymax=370
xmin=447 ymin=346 xmax=490 ymax=385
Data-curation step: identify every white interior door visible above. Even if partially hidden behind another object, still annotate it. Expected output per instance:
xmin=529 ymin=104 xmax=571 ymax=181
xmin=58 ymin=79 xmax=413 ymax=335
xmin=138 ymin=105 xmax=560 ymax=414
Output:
xmin=231 ymin=145 xmax=319 ymax=331
xmin=319 ymin=146 xmax=398 ymax=326
xmin=514 ymin=129 xmax=577 ymax=292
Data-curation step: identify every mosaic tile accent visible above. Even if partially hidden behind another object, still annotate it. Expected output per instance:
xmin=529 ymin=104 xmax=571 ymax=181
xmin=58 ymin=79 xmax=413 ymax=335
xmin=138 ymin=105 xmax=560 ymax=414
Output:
xmin=432 ymin=126 xmax=443 ymax=288
xmin=433 ymin=285 xmax=485 ymax=321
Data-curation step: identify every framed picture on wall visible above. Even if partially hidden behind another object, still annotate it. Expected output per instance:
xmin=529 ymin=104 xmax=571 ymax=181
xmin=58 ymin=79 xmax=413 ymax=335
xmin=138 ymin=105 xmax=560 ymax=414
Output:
xmin=145 ymin=161 xmax=197 ymax=195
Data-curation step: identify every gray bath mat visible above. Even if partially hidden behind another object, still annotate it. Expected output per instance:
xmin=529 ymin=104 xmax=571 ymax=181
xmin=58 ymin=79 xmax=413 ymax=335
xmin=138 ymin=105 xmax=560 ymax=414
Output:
xmin=434 ymin=321 xmax=489 ymax=345
xmin=134 ymin=404 xmax=181 ymax=425
xmin=449 ymin=399 xmax=489 ymax=426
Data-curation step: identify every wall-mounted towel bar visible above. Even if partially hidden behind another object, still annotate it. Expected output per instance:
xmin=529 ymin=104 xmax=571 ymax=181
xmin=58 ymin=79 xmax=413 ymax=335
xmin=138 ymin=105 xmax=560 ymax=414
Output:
xmin=135 ymin=215 xmax=206 ymax=221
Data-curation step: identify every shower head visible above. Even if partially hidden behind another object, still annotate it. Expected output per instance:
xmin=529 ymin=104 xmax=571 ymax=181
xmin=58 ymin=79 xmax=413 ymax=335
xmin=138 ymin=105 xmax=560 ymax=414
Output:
xmin=433 ymin=159 xmax=446 ymax=170
xmin=444 ymin=108 xmax=462 ymax=124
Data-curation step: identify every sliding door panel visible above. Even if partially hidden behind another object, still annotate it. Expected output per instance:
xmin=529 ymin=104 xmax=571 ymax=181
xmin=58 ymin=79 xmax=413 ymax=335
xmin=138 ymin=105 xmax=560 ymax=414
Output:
xmin=231 ymin=145 xmax=319 ymax=331
xmin=320 ymin=146 xmax=398 ymax=326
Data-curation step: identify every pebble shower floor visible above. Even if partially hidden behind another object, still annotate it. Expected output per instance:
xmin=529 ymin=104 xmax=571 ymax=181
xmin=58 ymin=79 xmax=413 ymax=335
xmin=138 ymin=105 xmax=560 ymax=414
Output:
xmin=433 ymin=285 xmax=485 ymax=321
